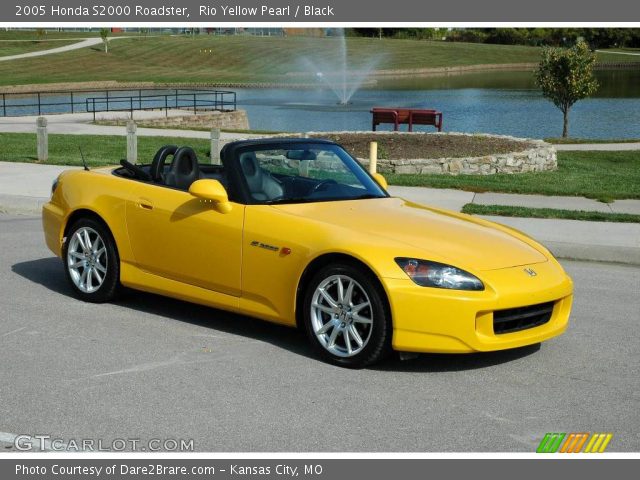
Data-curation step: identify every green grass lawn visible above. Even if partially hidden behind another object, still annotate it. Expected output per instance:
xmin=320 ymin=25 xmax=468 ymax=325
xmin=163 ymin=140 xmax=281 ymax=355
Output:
xmin=596 ymin=48 xmax=640 ymax=63
xmin=0 ymin=133 xmax=638 ymax=202
xmin=0 ymin=30 xmax=143 ymax=40
xmin=0 ymin=132 xmax=212 ymax=166
xmin=0 ymin=35 xmax=636 ymax=87
xmin=387 ymin=151 xmax=640 ymax=202
xmin=0 ymin=40 xmax=78 ymax=57
xmin=0 ymin=36 xmax=548 ymax=87
xmin=0 ymin=31 xmax=91 ymax=40
xmin=0 ymin=30 xmax=637 ymax=85
xmin=462 ymin=204 xmax=640 ymax=223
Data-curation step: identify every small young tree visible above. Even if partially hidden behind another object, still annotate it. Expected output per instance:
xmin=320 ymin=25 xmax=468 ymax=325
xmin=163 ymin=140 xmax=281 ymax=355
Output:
xmin=535 ymin=40 xmax=599 ymax=137
xmin=100 ymin=28 xmax=110 ymax=53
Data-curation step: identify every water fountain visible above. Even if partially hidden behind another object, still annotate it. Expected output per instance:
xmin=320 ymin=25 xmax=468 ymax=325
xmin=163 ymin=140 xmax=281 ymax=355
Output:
xmin=300 ymin=29 xmax=379 ymax=106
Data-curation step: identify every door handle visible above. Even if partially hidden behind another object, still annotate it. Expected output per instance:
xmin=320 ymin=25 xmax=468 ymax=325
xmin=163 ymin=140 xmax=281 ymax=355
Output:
xmin=137 ymin=198 xmax=154 ymax=210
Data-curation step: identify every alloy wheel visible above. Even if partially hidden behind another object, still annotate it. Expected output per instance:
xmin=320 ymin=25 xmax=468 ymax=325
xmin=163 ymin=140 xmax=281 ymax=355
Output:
xmin=66 ymin=226 xmax=108 ymax=294
xmin=310 ymin=274 xmax=374 ymax=358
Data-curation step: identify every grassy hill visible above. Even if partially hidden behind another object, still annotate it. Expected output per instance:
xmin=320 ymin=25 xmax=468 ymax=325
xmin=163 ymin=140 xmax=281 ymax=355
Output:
xmin=0 ymin=36 xmax=544 ymax=87
xmin=0 ymin=35 xmax=636 ymax=87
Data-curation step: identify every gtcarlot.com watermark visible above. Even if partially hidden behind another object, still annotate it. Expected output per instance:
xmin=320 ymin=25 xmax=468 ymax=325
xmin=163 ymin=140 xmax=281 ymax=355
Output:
xmin=13 ymin=435 xmax=194 ymax=452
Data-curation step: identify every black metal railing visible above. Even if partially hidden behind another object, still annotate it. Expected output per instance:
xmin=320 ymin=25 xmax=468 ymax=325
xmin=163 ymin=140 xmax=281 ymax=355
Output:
xmin=85 ymin=90 xmax=236 ymax=120
xmin=0 ymin=88 xmax=236 ymax=118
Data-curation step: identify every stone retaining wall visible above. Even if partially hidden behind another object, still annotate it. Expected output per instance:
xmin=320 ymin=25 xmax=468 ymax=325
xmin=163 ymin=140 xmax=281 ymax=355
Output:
xmin=289 ymin=132 xmax=557 ymax=175
xmin=137 ymin=110 xmax=249 ymax=131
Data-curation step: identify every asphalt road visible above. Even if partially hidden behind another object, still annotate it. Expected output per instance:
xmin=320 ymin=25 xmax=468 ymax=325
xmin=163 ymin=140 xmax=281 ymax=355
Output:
xmin=1 ymin=214 xmax=638 ymax=452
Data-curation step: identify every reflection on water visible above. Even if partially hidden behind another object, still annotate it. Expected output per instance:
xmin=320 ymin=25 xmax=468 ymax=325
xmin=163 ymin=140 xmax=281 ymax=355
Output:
xmin=238 ymin=70 xmax=640 ymax=139
xmin=374 ymin=70 xmax=640 ymax=98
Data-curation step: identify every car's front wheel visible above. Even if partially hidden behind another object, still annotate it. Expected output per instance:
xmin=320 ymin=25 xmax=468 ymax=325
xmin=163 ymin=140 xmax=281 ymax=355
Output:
xmin=303 ymin=263 xmax=391 ymax=368
xmin=63 ymin=217 xmax=121 ymax=303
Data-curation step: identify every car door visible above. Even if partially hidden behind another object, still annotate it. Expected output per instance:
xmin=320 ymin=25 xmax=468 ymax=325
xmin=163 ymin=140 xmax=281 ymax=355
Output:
xmin=125 ymin=182 xmax=244 ymax=297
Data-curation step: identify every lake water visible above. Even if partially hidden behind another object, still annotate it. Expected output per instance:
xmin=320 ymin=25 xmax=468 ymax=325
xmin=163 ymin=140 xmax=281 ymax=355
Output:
xmin=236 ymin=70 xmax=640 ymax=139
xmin=2 ymin=70 xmax=638 ymax=139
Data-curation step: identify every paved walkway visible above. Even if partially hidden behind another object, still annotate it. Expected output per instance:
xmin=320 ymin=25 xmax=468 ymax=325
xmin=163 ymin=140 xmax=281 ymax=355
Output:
xmin=595 ymin=49 xmax=640 ymax=56
xmin=0 ymin=111 xmax=259 ymax=141
xmin=0 ymin=37 xmax=130 ymax=62
xmin=555 ymin=143 xmax=640 ymax=151
xmin=388 ymin=186 xmax=640 ymax=215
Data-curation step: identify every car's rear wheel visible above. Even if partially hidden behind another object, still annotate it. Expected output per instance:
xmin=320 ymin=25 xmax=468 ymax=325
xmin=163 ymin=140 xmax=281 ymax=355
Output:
xmin=303 ymin=263 xmax=391 ymax=368
xmin=63 ymin=217 xmax=120 ymax=303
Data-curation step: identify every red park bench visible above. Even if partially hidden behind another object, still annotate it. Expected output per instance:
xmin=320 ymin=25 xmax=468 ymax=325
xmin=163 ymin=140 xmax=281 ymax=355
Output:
xmin=371 ymin=107 xmax=443 ymax=132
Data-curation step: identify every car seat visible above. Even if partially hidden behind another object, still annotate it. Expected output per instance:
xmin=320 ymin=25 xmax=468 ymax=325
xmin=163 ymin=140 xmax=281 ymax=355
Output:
xmin=239 ymin=152 xmax=284 ymax=201
xmin=164 ymin=147 xmax=201 ymax=190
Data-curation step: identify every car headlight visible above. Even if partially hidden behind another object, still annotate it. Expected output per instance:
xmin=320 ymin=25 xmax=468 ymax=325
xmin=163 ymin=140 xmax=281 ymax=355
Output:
xmin=51 ymin=176 xmax=60 ymax=197
xmin=395 ymin=258 xmax=484 ymax=291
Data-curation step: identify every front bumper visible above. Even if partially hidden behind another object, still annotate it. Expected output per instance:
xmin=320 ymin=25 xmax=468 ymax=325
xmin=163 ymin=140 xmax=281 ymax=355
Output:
xmin=384 ymin=260 xmax=573 ymax=353
xmin=42 ymin=201 xmax=65 ymax=257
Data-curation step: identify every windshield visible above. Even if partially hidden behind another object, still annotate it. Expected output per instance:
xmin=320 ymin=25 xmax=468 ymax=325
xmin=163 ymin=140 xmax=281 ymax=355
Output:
xmin=237 ymin=143 xmax=387 ymax=204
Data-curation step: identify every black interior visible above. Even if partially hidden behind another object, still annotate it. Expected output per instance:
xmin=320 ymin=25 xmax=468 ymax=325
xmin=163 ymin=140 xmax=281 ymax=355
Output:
xmin=114 ymin=144 xmax=332 ymax=202
xmin=114 ymin=145 xmax=229 ymax=192
xmin=114 ymin=139 xmax=386 ymax=206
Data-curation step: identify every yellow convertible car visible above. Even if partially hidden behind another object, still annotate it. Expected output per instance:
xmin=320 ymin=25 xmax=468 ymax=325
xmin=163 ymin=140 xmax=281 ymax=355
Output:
xmin=43 ymin=138 xmax=573 ymax=367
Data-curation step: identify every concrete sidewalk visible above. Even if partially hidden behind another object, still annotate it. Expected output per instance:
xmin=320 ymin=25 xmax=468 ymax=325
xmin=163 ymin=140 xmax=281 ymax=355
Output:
xmin=1 ymin=161 xmax=638 ymax=265
xmin=388 ymin=186 xmax=640 ymax=215
xmin=0 ymin=111 xmax=260 ymax=141
xmin=0 ymin=36 xmax=133 ymax=63
xmin=554 ymin=143 xmax=640 ymax=151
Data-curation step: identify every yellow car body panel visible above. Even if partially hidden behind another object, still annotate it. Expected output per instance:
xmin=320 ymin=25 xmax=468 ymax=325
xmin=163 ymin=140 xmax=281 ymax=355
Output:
xmin=43 ymin=164 xmax=573 ymax=354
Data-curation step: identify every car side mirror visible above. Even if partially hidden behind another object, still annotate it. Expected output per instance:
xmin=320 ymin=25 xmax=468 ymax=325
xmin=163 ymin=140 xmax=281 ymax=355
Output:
xmin=372 ymin=173 xmax=388 ymax=190
xmin=189 ymin=179 xmax=232 ymax=213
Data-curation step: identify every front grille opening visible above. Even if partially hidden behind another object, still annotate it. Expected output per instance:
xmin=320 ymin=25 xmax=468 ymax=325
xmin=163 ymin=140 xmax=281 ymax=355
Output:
xmin=493 ymin=301 xmax=555 ymax=335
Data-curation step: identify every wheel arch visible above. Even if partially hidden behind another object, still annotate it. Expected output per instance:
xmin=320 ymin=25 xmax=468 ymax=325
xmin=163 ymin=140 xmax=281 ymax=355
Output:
xmin=63 ymin=208 xmax=119 ymax=258
xmin=295 ymin=252 xmax=391 ymax=330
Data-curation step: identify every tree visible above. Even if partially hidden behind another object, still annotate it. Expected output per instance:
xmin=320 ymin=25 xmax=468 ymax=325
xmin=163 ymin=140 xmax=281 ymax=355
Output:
xmin=100 ymin=28 xmax=110 ymax=53
xmin=535 ymin=40 xmax=599 ymax=137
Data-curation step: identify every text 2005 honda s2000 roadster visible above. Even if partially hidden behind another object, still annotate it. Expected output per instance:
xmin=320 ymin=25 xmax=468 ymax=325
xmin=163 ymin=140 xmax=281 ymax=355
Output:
xmin=43 ymin=138 xmax=573 ymax=367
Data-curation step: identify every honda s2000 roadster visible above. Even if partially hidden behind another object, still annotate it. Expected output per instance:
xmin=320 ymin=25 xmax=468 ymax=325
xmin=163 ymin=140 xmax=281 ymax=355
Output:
xmin=43 ymin=138 xmax=573 ymax=367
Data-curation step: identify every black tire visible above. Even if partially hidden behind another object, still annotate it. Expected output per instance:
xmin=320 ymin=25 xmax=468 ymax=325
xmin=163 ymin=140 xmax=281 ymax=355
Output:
xmin=302 ymin=263 xmax=392 ymax=368
xmin=62 ymin=217 xmax=121 ymax=303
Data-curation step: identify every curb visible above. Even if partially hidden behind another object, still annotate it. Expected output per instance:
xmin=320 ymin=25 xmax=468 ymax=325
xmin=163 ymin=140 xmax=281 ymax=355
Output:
xmin=0 ymin=194 xmax=47 ymax=216
xmin=545 ymin=241 xmax=640 ymax=267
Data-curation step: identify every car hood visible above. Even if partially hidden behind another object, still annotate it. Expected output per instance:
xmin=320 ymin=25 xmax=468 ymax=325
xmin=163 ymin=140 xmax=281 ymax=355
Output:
xmin=272 ymin=197 xmax=547 ymax=271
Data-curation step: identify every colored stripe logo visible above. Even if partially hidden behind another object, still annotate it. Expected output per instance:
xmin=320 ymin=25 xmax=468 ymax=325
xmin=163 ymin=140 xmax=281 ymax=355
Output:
xmin=537 ymin=433 xmax=613 ymax=453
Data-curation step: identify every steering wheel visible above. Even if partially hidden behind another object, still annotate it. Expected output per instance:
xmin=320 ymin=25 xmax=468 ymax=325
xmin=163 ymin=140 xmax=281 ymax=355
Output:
xmin=120 ymin=159 xmax=151 ymax=181
xmin=310 ymin=179 xmax=338 ymax=194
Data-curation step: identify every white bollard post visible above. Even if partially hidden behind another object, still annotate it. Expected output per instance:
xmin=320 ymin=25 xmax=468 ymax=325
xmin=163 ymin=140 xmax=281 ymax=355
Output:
xmin=210 ymin=127 xmax=220 ymax=164
xmin=36 ymin=117 xmax=48 ymax=162
xmin=126 ymin=120 xmax=137 ymax=163
xmin=369 ymin=141 xmax=378 ymax=174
